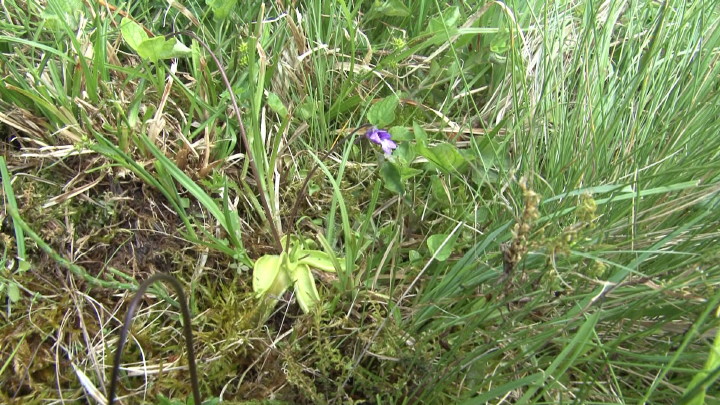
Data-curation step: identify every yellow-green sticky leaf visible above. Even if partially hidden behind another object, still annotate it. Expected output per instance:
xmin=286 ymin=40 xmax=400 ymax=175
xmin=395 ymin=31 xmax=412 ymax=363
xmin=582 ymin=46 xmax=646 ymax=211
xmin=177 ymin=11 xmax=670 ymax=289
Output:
xmin=315 ymin=233 xmax=348 ymax=275
xmin=292 ymin=264 xmax=320 ymax=313
xmin=252 ymin=254 xmax=290 ymax=298
xmin=298 ymin=250 xmax=339 ymax=273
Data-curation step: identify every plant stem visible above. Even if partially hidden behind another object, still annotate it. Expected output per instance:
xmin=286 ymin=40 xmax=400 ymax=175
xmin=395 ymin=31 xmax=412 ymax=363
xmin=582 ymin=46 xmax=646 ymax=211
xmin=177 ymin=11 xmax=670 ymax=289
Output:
xmin=284 ymin=123 xmax=372 ymax=252
xmin=167 ymin=30 xmax=283 ymax=252
xmin=4 ymin=203 xmax=136 ymax=290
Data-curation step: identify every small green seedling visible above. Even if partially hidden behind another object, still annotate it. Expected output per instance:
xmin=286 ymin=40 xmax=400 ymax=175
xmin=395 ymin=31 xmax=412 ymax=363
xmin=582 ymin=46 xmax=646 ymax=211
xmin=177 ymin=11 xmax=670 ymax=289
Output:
xmin=120 ymin=17 xmax=191 ymax=62
xmin=206 ymin=0 xmax=238 ymax=20
xmin=41 ymin=0 xmax=83 ymax=30
xmin=253 ymin=236 xmax=344 ymax=318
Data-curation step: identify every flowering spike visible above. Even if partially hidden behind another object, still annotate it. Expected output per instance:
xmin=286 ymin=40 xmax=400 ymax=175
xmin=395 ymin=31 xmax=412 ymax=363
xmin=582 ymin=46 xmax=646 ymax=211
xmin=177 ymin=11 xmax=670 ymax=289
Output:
xmin=365 ymin=127 xmax=397 ymax=155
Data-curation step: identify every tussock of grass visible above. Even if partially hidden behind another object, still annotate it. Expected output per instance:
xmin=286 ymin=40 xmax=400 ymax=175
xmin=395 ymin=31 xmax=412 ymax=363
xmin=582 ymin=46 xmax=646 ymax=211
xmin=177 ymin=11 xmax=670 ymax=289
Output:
xmin=1 ymin=0 xmax=719 ymax=404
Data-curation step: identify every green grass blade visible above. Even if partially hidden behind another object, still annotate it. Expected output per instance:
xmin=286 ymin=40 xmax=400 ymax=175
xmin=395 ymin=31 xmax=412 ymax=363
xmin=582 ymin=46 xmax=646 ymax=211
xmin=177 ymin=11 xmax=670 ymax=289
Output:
xmin=0 ymin=156 xmax=25 ymax=263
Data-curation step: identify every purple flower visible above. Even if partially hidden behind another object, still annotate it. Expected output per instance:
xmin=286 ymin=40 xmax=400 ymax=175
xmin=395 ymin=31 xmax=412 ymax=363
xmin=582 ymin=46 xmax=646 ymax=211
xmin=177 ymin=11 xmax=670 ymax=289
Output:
xmin=365 ymin=127 xmax=397 ymax=155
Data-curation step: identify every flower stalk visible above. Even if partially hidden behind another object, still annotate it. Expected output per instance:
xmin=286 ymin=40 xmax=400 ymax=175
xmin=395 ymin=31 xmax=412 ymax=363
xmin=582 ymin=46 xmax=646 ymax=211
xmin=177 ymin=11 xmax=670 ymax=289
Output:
xmin=167 ymin=30 xmax=283 ymax=252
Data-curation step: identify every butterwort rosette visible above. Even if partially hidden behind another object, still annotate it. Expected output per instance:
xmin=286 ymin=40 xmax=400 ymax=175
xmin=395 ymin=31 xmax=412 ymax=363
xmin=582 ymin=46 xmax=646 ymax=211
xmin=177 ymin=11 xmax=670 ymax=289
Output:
xmin=365 ymin=127 xmax=397 ymax=155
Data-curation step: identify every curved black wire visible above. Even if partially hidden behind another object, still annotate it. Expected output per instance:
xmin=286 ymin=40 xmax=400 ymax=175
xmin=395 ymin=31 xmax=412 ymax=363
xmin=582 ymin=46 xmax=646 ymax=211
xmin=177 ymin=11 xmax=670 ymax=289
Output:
xmin=107 ymin=273 xmax=201 ymax=405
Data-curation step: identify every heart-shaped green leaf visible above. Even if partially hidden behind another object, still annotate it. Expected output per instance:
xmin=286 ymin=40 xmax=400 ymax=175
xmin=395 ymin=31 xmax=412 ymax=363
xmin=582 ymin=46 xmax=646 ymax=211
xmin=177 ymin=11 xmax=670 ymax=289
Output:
xmin=429 ymin=143 xmax=467 ymax=173
xmin=367 ymin=96 xmax=399 ymax=128
xmin=389 ymin=126 xmax=413 ymax=141
xmin=425 ymin=6 xmax=461 ymax=44
xmin=413 ymin=122 xmax=428 ymax=144
xmin=427 ymin=233 xmax=459 ymax=262
xmin=136 ymin=37 xmax=191 ymax=62
xmin=120 ymin=17 xmax=191 ymax=63
xmin=41 ymin=0 xmax=83 ymax=30
xmin=417 ymin=142 xmax=467 ymax=174
xmin=206 ymin=0 xmax=238 ymax=20
xmin=120 ymin=18 xmax=148 ymax=50
xmin=6 ymin=282 xmax=20 ymax=303
xmin=380 ymin=161 xmax=405 ymax=194
xmin=374 ymin=0 xmax=411 ymax=17
xmin=267 ymin=92 xmax=288 ymax=119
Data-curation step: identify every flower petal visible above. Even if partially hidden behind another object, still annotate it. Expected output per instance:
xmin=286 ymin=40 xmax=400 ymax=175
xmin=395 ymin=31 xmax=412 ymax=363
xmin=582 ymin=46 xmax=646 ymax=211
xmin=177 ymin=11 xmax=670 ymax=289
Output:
xmin=377 ymin=130 xmax=392 ymax=140
xmin=366 ymin=127 xmax=397 ymax=155
xmin=380 ymin=138 xmax=397 ymax=154
xmin=367 ymin=132 xmax=382 ymax=144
